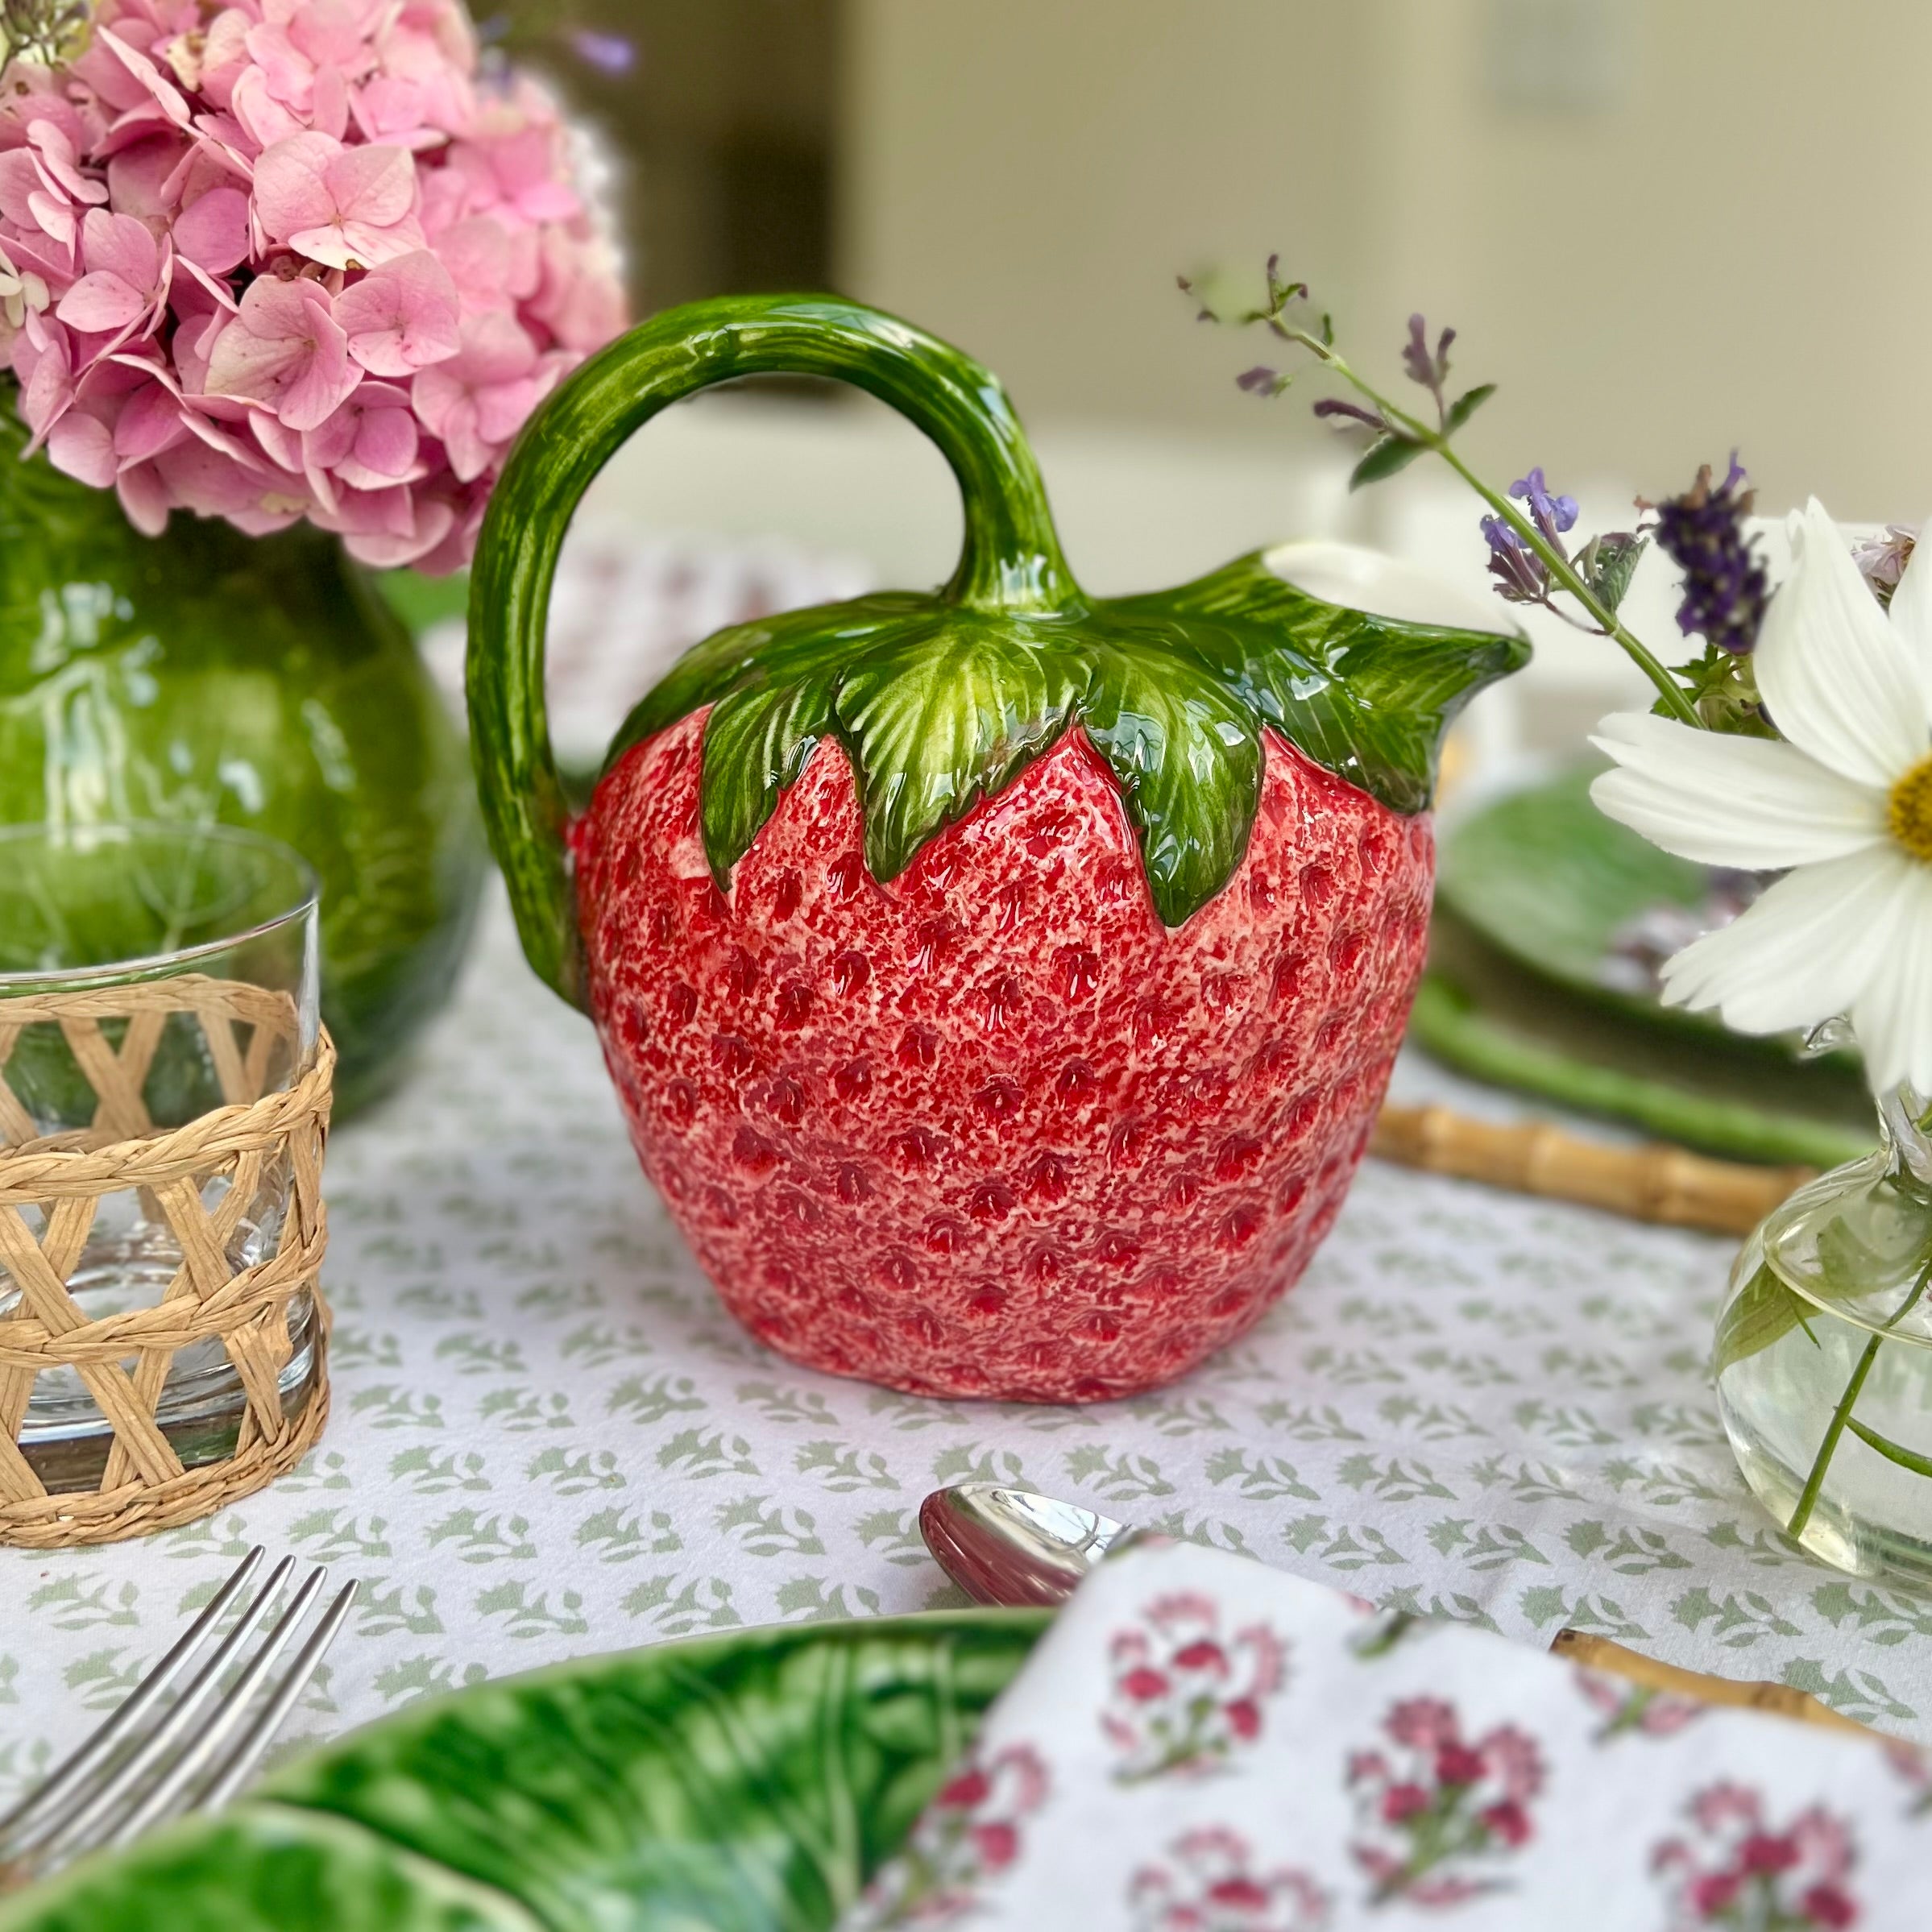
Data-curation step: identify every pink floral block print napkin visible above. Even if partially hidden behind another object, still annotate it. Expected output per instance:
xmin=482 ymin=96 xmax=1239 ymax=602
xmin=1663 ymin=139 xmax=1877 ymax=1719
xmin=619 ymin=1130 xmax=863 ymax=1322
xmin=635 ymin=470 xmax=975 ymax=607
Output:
xmin=840 ymin=1540 xmax=1932 ymax=1930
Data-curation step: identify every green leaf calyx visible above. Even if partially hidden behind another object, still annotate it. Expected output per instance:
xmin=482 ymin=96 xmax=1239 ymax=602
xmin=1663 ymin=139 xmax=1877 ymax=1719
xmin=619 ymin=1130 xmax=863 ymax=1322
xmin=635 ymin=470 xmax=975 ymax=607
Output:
xmin=603 ymin=553 xmax=1527 ymax=928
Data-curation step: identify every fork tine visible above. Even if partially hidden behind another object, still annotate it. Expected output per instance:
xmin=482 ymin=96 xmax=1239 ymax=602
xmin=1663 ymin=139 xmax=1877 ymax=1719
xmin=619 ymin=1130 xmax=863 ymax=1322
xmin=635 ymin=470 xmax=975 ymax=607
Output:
xmin=180 ymin=1580 xmax=358 ymax=1821
xmin=98 ymin=1566 xmax=333 ymax=1853
xmin=0 ymin=1547 xmax=265 ymax=1853
xmin=27 ymin=1556 xmax=297 ymax=1864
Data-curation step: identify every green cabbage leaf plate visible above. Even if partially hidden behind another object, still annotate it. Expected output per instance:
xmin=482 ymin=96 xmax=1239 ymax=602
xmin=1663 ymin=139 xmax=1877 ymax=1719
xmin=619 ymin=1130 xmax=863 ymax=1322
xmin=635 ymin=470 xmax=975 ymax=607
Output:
xmin=0 ymin=1612 xmax=1047 ymax=1932
xmin=1426 ymin=765 xmax=1873 ymax=1167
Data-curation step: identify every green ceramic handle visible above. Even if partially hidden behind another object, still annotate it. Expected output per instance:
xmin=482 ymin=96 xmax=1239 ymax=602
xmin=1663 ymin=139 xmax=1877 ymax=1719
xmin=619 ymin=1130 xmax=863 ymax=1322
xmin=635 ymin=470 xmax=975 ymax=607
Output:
xmin=466 ymin=294 xmax=1083 ymax=1010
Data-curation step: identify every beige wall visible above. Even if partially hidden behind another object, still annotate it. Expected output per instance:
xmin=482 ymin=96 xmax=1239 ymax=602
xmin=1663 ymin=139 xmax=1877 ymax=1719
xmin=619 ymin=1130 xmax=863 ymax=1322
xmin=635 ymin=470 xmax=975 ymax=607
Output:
xmin=840 ymin=0 xmax=1932 ymax=523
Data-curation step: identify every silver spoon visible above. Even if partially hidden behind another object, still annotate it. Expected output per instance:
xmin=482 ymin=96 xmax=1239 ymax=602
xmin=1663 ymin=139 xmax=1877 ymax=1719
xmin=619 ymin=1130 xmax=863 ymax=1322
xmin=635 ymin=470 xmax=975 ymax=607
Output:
xmin=917 ymin=1483 xmax=1875 ymax=1738
xmin=917 ymin=1483 xmax=1130 ymax=1607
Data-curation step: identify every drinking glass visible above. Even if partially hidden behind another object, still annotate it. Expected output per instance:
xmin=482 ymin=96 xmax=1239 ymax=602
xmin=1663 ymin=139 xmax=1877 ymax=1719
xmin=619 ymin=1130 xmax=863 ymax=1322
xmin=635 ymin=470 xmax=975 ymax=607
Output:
xmin=0 ymin=822 xmax=321 ymax=1493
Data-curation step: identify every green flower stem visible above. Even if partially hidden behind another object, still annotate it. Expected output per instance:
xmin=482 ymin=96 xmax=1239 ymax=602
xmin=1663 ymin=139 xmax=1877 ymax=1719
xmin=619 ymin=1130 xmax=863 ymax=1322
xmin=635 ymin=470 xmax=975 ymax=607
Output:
xmin=1786 ymin=1254 xmax=1932 ymax=1539
xmin=1845 ymin=1416 xmax=1932 ymax=1478
xmin=1277 ymin=327 xmax=1704 ymax=730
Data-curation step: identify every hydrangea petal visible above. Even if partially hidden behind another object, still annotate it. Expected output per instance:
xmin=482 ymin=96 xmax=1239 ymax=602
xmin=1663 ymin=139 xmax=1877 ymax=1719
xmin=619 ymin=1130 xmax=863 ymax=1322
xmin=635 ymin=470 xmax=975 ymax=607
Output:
xmin=48 ymin=409 xmax=117 ymax=487
xmin=116 ymin=457 xmax=172 ymax=534
xmin=230 ymin=66 xmax=305 ymax=152
xmin=56 ymin=271 xmax=146 ymax=334
xmin=204 ymin=276 xmax=360 ymax=432
xmin=311 ymin=63 xmax=350 ymax=143
xmin=172 ymin=185 xmax=249 ymax=272
xmin=328 ymin=143 xmax=414 ymax=227
xmin=27 ymin=122 xmax=111 ymax=203
xmin=252 ymin=131 xmax=341 ymax=240
xmin=81 ymin=208 xmax=159 ymax=289
xmin=351 ymin=404 xmax=418 ymax=477
xmin=92 ymin=30 xmax=196 ymax=134
xmin=0 ymin=1 xmax=627 ymax=573
xmin=114 ymin=380 xmax=188 ymax=462
xmin=333 ymin=247 xmax=458 ymax=373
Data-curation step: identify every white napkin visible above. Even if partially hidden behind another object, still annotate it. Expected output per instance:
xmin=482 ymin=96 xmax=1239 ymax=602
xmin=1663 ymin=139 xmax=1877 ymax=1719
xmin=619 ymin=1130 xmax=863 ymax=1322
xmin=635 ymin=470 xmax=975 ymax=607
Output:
xmin=844 ymin=1540 xmax=1931 ymax=1929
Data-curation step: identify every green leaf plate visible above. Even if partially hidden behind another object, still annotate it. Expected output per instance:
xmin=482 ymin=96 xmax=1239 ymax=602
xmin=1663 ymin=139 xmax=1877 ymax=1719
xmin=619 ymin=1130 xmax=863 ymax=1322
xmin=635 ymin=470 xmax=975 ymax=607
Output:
xmin=0 ymin=1611 xmax=1048 ymax=1932
xmin=1427 ymin=766 xmax=1874 ymax=1167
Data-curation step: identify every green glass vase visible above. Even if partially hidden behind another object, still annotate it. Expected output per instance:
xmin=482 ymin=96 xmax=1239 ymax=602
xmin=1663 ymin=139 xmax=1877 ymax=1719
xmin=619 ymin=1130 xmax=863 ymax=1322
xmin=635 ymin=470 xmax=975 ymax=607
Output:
xmin=0 ymin=417 xmax=485 ymax=1116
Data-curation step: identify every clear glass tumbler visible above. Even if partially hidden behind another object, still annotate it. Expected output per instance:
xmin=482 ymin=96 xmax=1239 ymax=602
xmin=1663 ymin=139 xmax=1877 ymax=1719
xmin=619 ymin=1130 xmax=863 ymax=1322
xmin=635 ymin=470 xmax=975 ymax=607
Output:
xmin=0 ymin=821 xmax=321 ymax=1493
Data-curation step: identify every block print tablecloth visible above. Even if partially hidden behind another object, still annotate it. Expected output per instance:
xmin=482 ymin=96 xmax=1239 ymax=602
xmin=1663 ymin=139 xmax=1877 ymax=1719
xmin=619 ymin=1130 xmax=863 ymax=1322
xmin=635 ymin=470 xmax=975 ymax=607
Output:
xmin=2 ymin=893 xmax=1923 ymax=1803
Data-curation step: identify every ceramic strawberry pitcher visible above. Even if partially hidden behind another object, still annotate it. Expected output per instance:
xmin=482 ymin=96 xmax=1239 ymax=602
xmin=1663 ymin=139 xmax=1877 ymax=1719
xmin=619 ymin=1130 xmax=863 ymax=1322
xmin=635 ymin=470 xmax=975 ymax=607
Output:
xmin=467 ymin=296 xmax=1526 ymax=1402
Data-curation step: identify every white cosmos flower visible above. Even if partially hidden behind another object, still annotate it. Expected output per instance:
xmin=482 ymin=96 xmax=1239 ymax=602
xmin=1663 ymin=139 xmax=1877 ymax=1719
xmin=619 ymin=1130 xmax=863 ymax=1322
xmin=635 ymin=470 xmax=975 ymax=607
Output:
xmin=1590 ymin=497 xmax=1932 ymax=1095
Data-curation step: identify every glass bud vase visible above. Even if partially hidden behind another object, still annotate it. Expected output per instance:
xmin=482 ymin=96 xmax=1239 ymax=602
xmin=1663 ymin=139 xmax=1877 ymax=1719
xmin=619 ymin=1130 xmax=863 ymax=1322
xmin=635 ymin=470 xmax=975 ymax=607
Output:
xmin=1715 ymin=1083 xmax=1932 ymax=1580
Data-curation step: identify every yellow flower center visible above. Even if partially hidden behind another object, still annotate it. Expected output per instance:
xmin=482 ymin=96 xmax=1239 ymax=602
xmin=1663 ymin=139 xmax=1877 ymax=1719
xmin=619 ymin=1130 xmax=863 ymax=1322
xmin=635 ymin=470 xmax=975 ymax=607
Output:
xmin=1890 ymin=756 xmax=1932 ymax=862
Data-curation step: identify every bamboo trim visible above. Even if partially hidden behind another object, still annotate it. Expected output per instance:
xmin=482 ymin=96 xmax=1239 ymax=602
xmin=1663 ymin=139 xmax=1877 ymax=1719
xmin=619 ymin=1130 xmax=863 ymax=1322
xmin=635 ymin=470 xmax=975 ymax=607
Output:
xmin=1552 ymin=1630 xmax=1874 ymax=1739
xmin=0 ymin=981 xmax=334 ymax=1548
xmin=1373 ymin=1103 xmax=1814 ymax=1238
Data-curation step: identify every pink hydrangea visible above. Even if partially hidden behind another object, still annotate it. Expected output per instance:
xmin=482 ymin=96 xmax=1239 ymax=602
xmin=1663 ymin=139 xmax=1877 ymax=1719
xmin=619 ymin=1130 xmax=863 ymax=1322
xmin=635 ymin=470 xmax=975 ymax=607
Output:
xmin=0 ymin=0 xmax=627 ymax=570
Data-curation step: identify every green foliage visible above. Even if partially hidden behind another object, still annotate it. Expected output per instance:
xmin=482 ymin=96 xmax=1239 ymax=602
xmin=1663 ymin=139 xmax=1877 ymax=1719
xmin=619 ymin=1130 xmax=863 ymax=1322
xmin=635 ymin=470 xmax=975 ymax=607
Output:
xmin=1576 ymin=532 xmax=1647 ymax=616
xmin=1444 ymin=383 xmax=1497 ymax=434
xmin=1348 ymin=434 xmax=1427 ymax=490
xmin=1665 ymin=640 xmax=1776 ymax=737
xmin=1713 ymin=1207 xmax=1932 ymax=1379
xmin=0 ymin=0 xmax=89 ymax=68
xmin=1712 ymin=1262 xmax=1813 ymax=1378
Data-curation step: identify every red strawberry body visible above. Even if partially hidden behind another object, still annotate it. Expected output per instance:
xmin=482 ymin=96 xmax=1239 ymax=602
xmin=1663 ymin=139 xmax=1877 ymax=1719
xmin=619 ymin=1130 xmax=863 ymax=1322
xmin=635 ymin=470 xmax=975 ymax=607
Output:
xmin=574 ymin=712 xmax=1432 ymax=1402
xmin=467 ymin=299 xmax=1523 ymax=1403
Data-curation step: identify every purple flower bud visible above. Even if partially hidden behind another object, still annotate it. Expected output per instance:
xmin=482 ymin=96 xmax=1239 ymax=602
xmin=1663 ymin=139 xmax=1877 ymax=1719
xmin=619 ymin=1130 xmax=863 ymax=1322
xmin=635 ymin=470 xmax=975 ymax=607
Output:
xmin=1508 ymin=466 xmax=1580 ymax=543
xmin=1481 ymin=515 xmax=1549 ymax=603
xmin=1401 ymin=313 xmax=1456 ymax=404
xmin=570 ymin=27 xmax=636 ymax=73
xmin=1236 ymin=365 xmax=1284 ymax=395
xmin=1648 ymin=455 xmax=1767 ymax=654
xmin=1312 ymin=397 xmax=1386 ymax=430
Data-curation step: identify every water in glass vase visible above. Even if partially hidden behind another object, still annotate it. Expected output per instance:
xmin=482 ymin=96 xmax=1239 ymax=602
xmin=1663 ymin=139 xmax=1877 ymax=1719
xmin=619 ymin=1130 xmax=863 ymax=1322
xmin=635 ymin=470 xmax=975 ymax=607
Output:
xmin=1715 ymin=1106 xmax=1932 ymax=1583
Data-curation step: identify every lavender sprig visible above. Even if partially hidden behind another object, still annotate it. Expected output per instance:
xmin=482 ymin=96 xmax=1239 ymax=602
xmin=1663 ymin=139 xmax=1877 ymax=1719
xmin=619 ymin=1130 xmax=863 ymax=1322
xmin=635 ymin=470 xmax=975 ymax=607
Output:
xmin=1648 ymin=457 xmax=1767 ymax=656
xmin=1480 ymin=516 xmax=1549 ymax=603
xmin=1184 ymin=259 xmax=1700 ymax=727
xmin=1479 ymin=476 xmax=1648 ymax=634
xmin=1637 ymin=457 xmax=1773 ymax=734
xmin=1510 ymin=466 xmax=1578 ymax=547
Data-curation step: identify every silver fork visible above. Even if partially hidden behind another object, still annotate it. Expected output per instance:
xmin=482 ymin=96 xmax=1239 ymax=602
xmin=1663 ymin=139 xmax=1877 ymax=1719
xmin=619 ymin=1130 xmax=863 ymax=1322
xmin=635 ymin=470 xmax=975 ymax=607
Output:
xmin=0 ymin=1548 xmax=358 ymax=1890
